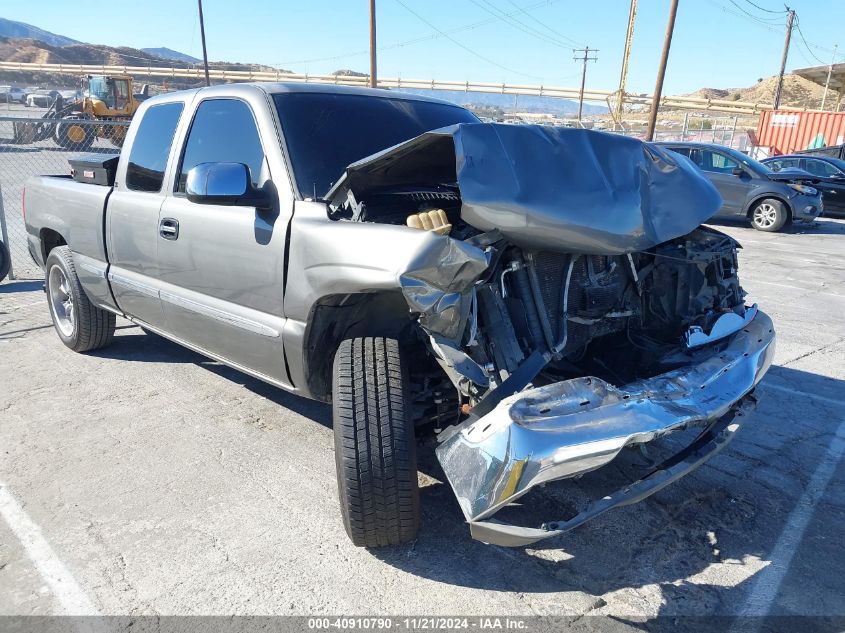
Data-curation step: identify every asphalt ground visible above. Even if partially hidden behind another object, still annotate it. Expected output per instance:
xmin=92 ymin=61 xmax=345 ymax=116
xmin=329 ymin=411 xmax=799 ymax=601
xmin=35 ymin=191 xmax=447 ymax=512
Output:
xmin=0 ymin=216 xmax=844 ymax=625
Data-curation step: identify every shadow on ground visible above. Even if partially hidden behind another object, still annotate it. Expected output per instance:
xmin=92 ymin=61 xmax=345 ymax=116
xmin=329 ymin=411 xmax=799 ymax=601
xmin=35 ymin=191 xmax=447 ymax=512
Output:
xmin=707 ymin=216 xmax=845 ymax=236
xmin=89 ymin=325 xmax=845 ymax=615
xmin=91 ymin=327 xmax=332 ymax=427
xmin=0 ymin=280 xmax=43 ymax=293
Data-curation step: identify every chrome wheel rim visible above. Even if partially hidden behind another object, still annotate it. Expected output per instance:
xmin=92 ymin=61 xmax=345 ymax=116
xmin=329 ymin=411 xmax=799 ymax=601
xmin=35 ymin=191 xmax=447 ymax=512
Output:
xmin=48 ymin=265 xmax=75 ymax=337
xmin=753 ymin=203 xmax=778 ymax=228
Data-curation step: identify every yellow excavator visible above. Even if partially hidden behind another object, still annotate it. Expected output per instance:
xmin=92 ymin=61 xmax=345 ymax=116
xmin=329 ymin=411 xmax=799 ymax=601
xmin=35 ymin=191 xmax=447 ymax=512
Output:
xmin=13 ymin=75 xmax=148 ymax=149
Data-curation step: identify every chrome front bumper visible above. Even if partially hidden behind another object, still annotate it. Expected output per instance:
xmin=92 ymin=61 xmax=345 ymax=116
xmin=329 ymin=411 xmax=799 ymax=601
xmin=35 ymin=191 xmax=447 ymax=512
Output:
xmin=436 ymin=309 xmax=776 ymax=546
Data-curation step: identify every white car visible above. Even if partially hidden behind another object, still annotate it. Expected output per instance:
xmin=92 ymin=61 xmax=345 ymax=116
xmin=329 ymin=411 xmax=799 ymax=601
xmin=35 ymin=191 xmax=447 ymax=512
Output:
xmin=0 ymin=86 xmax=26 ymax=103
xmin=25 ymin=90 xmax=59 ymax=108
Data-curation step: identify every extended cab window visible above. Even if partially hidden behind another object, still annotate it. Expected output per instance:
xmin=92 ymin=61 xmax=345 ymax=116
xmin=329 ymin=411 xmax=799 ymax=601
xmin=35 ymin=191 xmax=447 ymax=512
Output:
xmin=125 ymin=102 xmax=184 ymax=193
xmin=176 ymin=99 xmax=265 ymax=193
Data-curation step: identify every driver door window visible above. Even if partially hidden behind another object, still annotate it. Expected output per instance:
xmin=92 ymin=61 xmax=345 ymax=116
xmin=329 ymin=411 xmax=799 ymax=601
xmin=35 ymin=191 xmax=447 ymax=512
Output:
xmin=701 ymin=151 xmax=739 ymax=174
xmin=175 ymin=98 xmax=266 ymax=193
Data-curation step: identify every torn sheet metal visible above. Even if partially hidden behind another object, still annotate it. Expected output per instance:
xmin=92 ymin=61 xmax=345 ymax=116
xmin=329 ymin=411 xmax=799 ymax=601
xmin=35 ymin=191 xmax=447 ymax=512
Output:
xmin=468 ymin=402 xmax=750 ymax=547
xmin=327 ymin=123 xmax=723 ymax=254
xmin=435 ymin=309 xmax=775 ymax=525
xmin=398 ymin=235 xmax=490 ymax=340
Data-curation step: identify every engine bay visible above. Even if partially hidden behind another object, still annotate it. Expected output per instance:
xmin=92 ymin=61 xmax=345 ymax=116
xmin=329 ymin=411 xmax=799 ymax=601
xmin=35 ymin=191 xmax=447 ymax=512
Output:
xmin=331 ymin=183 xmax=748 ymax=405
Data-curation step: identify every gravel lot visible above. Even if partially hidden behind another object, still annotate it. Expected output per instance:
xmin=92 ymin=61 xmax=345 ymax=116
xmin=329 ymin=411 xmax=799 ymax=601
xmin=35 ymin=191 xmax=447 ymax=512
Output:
xmin=1 ymin=217 xmax=843 ymax=622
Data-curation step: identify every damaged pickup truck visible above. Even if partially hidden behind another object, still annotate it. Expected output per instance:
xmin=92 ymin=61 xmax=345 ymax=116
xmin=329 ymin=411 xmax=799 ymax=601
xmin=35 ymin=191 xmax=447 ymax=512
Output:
xmin=23 ymin=83 xmax=775 ymax=548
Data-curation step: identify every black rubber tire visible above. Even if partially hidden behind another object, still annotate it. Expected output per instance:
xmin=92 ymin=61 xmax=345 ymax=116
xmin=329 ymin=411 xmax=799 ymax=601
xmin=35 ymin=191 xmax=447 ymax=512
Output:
xmin=55 ymin=117 xmax=95 ymax=150
xmin=749 ymin=198 xmax=788 ymax=232
xmin=45 ymin=246 xmax=115 ymax=352
xmin=0 ymin=239 xmax=9 ymax=282
xmin=332 ymin=337 xmax=420 ymax=547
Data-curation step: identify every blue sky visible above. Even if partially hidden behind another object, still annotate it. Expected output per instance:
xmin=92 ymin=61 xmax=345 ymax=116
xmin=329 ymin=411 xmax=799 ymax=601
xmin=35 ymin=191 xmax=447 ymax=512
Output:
xmin=3 ymin=0 xmax=844 ymax=94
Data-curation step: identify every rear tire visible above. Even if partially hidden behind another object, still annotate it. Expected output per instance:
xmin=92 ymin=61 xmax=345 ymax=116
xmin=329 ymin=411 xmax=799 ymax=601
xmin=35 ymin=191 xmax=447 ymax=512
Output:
xmin=45 ymin=246 xmax=115 ymax=352
xmin=750 ymin=198 xmax=788 ymax=232
xmin=332 ymin=337 xmax=420 ymax=547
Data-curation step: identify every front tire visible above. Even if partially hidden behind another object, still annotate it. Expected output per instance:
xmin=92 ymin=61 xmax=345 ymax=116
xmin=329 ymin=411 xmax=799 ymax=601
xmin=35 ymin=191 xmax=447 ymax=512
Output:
xmin=55 ymin=117 xmax=95 ymax=150
xmin=45 ymin=246 xmax=115 ymax=352
xmin=332 ymin=337 xmax=420 ymax=547
xmin=750 ymin=198 xmax=788 ymax=232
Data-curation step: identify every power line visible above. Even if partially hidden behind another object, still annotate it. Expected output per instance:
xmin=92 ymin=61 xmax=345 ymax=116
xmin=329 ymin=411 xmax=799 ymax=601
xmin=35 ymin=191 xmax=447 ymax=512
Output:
xmin=504 ymin=0 xmax=584 ymax=47
xmin=792 ymin=14 xmax=839 ymax=60
xmin=393 ymin=0 xmax=548 ymax=80
xmin=794 ymin=19 xmax=827 ymax=65
xmin=704 ymin=0 xmax=782 ymax=34
xmin=725 ymin=0 xmax=785 ymax=24
xmin=273 ymin=0 xmax=563 ymax=68
xmin=466 ymin=0 xmax=567 ymax=48
xmin=466 ymin=0 xmax=581 ymax=49
xmin=741 ymin=0 xmax=788 ymax=14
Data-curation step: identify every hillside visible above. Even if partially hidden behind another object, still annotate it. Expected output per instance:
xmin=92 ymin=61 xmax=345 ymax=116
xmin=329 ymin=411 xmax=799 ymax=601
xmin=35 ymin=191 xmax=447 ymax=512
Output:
xmin=142 ymin=47 xmax=201 ymax=64
xmin=686 ymin=74 xmax=835 ymax=110
xmin=0 ymin=36 xmax=290 ymax=88
xmin=0 ymin=17 xmax=79 ymax=47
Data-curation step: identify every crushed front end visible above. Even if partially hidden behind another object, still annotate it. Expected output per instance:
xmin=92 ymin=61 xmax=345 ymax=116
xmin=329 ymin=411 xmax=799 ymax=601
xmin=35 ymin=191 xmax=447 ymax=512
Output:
xmin=327 ymin=123 xmax=776 ymax=545
xmin=430 ymin=229 xmax=775 ymax=545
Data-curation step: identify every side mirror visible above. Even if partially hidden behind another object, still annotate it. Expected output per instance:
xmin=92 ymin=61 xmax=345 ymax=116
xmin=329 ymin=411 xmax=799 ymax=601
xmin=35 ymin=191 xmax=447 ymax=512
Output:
xmin=186 ymin=162 xmax=271 ymax=208
xmin=731 ymin=166 xmax=746 ymax=177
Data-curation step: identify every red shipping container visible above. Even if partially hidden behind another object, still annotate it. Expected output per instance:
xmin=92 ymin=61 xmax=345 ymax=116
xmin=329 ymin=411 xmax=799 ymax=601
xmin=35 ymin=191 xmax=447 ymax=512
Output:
xmin=756 ymin=110 xmax=845 ymax=155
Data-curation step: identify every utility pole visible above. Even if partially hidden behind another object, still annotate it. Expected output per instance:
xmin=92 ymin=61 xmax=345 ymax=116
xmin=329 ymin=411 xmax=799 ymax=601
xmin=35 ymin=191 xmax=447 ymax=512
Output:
xmin=573 ymin=46 xmax=598 ymax=122
xmin=197 ymin=0 xmax=210 ymax=87
xmin=369 ymin=0 xmax=378 ymax=88
xmin=645 ymin=0 xmax=679 ymax=142
xmin=773 ymin=8 xmax=795 ymax=110
xmin=821 ymin=44 xmax=838 ymax=110
xmin=614 ymin=0 xmax=638 ymax=129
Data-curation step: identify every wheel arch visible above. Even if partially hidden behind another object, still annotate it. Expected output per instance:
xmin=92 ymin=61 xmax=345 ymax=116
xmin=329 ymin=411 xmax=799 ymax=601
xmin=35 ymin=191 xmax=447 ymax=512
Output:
xmin=39 ymin=228 xmax=67 ymax=263
xmin=745 ymin=194 xmax=793 ymax=221
xmin=302 ymin=290 xmax=417 ymax=402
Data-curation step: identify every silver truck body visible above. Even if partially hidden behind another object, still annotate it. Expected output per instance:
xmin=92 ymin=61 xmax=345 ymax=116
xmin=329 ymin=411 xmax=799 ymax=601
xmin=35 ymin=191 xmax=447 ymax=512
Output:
xmin=24 ymin=83 xmax=775 ymax=546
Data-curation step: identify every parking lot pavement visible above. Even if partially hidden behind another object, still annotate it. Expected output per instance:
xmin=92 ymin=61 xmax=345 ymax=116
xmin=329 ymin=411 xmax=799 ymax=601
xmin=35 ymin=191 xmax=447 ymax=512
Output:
xmin=1 ymin=219 xmax=843 ymax=620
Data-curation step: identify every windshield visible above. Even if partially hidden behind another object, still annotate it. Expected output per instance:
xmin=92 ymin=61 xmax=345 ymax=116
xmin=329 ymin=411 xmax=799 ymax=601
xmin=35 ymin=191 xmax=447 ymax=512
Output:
xmin=88 ymin=76 xmax=109 ymax=101
xmin=273 ymin=92 xmax=479 ymax=199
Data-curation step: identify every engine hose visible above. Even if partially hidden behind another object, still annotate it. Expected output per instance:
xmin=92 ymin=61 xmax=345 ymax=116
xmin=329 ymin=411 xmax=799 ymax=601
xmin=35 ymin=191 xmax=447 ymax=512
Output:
xmin=554 ymin=255 xmax=579 ymax=353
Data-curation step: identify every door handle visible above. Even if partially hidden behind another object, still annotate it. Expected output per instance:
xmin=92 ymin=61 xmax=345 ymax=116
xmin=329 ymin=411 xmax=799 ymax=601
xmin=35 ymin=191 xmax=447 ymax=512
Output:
xmin=159 ymin=218 xmax=179 ymax=240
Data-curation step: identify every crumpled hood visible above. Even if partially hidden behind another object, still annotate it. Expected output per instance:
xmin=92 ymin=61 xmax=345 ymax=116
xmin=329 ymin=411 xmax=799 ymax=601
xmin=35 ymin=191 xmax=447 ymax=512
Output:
xmin=327 ymin=122 xmax=722 ymax=254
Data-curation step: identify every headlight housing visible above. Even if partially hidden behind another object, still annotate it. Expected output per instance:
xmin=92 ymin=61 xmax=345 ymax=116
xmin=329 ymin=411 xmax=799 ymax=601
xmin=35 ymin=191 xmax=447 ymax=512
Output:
xmin=788 ymin=183 xmax=818 ymax=196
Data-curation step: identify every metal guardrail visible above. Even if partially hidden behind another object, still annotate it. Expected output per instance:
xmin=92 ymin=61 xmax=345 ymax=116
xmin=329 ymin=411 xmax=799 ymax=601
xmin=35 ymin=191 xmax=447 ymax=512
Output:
xmin=0 ymin=60 xmax=779 ymax=115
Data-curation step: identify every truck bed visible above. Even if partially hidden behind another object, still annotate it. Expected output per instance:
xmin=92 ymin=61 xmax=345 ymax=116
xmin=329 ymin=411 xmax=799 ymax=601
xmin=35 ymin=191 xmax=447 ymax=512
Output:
xmin=24 ymin=175 xmax=114 ymax=307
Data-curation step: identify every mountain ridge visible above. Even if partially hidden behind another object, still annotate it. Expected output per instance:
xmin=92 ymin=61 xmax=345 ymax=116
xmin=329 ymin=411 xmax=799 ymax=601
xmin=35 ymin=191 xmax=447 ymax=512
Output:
xmin=141 ymin=47 xmax=201 ymax=64
xmin=0 ymin=17 xmax=80 ymax=47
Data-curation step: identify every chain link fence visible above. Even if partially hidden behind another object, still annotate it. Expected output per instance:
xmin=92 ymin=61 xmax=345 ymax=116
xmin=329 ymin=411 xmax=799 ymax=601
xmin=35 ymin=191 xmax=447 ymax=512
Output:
xmin=0 ymin=114 xmax=127 ymax=282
